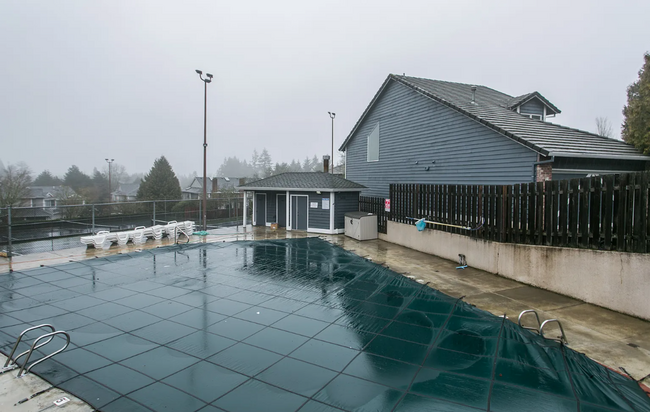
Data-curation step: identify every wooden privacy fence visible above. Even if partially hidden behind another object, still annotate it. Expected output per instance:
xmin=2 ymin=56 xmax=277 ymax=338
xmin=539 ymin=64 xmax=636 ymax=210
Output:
xmin=359 ymin=196 xmax=388 ymax=234
xmin=389 ymin=171 xmax=650 ymax=253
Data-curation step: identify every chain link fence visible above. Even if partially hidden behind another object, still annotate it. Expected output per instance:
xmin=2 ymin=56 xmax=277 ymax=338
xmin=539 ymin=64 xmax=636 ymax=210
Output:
xmin=0 ymin=194 xmax=252 ymax=258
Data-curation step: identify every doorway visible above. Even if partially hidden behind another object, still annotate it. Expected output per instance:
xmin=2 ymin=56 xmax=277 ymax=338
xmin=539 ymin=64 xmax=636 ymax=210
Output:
xmin=255 ymin=193 xmax=267 ymax=226
xmin=291 ymin=195 xmax=308 ymax=230
xmin=277 ymin=194 xmax=287 ymax=228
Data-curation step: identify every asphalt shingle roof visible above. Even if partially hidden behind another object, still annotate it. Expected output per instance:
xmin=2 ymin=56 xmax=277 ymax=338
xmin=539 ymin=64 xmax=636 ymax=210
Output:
xmin=25 ymin=186 xmax=75 ymax=199
xmin=238 ymin=172 xmax=365 ymax=191
xmin=112 ymin=182 xmax=140 ymax=197
xmin=341 ymin=74 xmax=649 ymax=161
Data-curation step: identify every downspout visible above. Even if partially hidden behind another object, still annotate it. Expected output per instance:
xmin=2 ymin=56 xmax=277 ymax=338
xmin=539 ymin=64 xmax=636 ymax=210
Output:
xmin=532 ymin=156 xmax=555 ymax=182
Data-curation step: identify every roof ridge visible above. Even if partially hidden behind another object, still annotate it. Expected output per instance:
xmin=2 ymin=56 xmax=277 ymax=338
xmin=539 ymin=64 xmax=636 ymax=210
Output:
xmin=393 ymin=75 xmax=514 ymax=99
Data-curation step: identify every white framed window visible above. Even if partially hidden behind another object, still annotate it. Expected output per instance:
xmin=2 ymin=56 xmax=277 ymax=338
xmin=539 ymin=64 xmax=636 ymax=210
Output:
xmin=527 ymin=114 xmax=543 ymax=121
xmin=367 ymin=124 xmax=379 ymax=162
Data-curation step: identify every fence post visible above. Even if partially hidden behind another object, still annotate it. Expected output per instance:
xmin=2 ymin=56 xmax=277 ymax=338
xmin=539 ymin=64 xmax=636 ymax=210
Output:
xmin=153 ymin=201 xmax=157 ymax=226
xmin=91 ymin=205 xmax=95 ymax=233
xmin=7 ymin=207 xmax=12 ymax=271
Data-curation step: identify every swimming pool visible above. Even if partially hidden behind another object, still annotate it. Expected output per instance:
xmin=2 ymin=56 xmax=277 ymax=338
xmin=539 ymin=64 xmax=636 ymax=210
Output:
xmin=1 ymin=238 xmax=648 ymax=411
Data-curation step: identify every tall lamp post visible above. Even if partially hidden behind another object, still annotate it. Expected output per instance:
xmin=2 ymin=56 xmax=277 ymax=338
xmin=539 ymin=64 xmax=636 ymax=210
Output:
xmin=196 ymin=69 xmax=213 ymax=231
xmin=105 ymin=158 xmax=114 ymax=202
xmin=328 ymin=112 xmax=335 ymax=174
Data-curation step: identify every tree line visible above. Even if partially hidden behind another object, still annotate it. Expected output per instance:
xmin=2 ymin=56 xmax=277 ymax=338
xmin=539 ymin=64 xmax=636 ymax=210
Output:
xmin=0 ymin=147 xmax=340 ymax=207
xmin=216 ymin=148 xmax=342 ymax=179
xmin=0 ymin=162 xmax=143 ymax=207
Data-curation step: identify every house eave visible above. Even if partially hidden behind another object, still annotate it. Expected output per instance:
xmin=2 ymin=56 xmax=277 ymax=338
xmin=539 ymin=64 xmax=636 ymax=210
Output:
xmin=339 ymin=75 xmax=393 ymax=151
xmin=237 ymin=187 xmax=363 ymax=192
xmin=551 ymin=153 xmax=650 ymax=161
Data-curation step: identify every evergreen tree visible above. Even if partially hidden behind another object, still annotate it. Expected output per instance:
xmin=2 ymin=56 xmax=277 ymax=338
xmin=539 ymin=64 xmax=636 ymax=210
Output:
xmin=92 ymin=169 xmax=110 ymax=202
xmin=622 ymin=53 xmax=650 ymax=154
xmin=272 ymin=162 xmax=291 ymax=176
xmin=289 ymin=160 xmax=302 ymax=172
xmin=137 ymin=156 xmax=182 ymax=200
xmin=64 ymin=165 xmax=93 ymax=192
xmin=33 ymin=170 xmax=63 ymax=186
xmin=251 ymin=150 xmax=260 ymax=176
xmin=310 ymin=155 xmax=323 ymax=172
xmin=217 ymin=156 xmax=254 ymax=177
xmin=258 ymin=149 xmax=273 ymax=177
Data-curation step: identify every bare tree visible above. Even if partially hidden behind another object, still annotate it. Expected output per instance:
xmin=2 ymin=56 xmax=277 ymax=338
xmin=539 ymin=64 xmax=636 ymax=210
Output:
xmin=595 ymin=117 xmax=614 ymax=138
xmin=0 ymin=163 xmax=32 ymax=207
xmin=56 ymin=186 xmax=85 ymax=219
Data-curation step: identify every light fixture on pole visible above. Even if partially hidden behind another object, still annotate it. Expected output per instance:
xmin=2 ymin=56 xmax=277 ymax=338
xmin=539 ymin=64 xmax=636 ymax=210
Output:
xmin=328 ymin=112 xmax=335 ymax=174
xmin=196 ymin=69 xmax=213 ymax=231
xmin=105 ymin=158 xmax=114 ymax=202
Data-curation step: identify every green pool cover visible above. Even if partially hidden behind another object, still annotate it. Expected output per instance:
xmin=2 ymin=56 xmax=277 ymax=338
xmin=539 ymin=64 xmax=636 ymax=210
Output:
xmin=0 ymin=238 xmax=648 ymax=411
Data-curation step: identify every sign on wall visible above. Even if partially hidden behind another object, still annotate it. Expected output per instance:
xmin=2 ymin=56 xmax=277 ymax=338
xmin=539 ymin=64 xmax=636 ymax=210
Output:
xmin=385 ymin=199 xmax=391 ymax=212
xmin=310 ymin=202 xmax=318 ymax=208
xmin=322 ymin=198 xmax=330 ymax=210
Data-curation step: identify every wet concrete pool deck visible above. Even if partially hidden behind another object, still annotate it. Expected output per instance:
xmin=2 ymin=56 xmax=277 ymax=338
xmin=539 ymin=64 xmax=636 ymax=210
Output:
xmin=1 ymin=226 xmax=649 ymax=411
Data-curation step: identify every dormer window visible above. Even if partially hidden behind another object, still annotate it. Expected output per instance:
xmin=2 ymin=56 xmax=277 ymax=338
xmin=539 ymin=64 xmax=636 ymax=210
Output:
xmin=508 ymin=92 xmax=561 ymax=122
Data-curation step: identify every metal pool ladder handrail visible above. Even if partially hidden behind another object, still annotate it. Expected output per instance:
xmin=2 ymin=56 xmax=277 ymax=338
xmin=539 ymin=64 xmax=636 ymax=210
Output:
xmin=175 ymin=225 xmax=191 ymax=244
xmin=17 ymin=331 xmax=71 ymax=378
xmin=1 ymin=324 xmax=55 ymax=373
xmin=540 ymin=319 xmax=569 ymax=345
xmin=518 ymin=310 xmax=542 ymax=333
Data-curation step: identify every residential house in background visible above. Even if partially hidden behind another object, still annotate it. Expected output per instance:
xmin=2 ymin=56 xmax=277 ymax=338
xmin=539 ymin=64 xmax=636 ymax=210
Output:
xmin=340 ymin=74 xmax=650 ymax=197
xmin=182 ymin=177 xmax=246 ymax=200
xmin=18 ymin=185 xmax=79 ymax=220
xmin=111 ymin=180 xmax=141 ymax=202
xmin=238 ymin=172 xmax=364 ymax=234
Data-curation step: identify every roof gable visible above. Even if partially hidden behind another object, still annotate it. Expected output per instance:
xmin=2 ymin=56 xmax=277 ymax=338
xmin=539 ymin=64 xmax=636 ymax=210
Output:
xmin=506 ymin=92 xmax=561 ymax=115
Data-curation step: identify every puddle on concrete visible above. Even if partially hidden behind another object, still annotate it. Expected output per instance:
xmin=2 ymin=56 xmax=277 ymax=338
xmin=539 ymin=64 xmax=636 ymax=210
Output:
xmin=1 ymin=238 xmax=648 ymax=411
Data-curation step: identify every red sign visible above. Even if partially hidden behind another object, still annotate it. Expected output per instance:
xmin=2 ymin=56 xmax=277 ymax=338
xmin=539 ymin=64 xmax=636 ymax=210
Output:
xmin=384 ymin=199 xmax=391 ymax=212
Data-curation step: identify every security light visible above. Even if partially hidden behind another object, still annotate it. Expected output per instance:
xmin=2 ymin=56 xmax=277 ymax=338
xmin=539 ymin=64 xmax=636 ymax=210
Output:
xmin=195 ymin=69 xmax=202 ymax=75
xmin=206 ymin=73 xmax=213 ymax=78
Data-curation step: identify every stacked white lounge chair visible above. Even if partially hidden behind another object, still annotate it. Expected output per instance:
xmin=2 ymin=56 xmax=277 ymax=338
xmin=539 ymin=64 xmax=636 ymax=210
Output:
xmin=80 ymin=221 xmax=196 ymax=248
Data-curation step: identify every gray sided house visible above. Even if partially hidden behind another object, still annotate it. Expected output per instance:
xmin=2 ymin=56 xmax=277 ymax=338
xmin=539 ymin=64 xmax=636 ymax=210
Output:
xmin=17 ymin=185 xmax=79 ymax=220
xmin=340 ymin=75 xmax=650 ymax=198
xmin=182 ymin=177 xmax=246 ymax=200
xmin=111 ymin=180 xmax=140 ymax=202
xmin=238 ymin=172 xmax=365 ymax=234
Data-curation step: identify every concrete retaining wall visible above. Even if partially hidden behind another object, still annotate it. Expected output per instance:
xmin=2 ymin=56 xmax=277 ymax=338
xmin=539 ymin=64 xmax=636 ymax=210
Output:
xmin=381 ymin=221 xmax=650 ymax=321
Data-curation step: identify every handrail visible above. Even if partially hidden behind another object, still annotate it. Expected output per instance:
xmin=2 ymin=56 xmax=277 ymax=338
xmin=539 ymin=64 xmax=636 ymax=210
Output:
xmin=17 ymin=331 xmax=71 ymax=378
xmin=540 ymin=319 xmax=568 ymax=345
xmin=175 ymin=225 xmax=191 ymax=244
xmin=2 ymin=324 xmax=55 ymax=372
xmin=518 ymin=310 xmax=542 ymax=333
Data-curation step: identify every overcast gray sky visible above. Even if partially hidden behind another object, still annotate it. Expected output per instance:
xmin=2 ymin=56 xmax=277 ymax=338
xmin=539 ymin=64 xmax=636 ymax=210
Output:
xmin=1 ymin=0 xmax=649 ymax=178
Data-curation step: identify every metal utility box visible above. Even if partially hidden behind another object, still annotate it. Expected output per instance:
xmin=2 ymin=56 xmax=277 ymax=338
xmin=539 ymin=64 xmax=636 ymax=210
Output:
xmin=345 ymin=212 xmax=378 ymax=241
